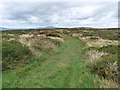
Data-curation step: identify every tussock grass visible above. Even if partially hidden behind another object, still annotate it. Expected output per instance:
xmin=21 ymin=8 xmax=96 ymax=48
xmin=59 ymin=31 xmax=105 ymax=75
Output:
xmin=86 ymin=50 xmax=108 ymax=63
xmin=86 ymin=45 xmax=118 ymax=84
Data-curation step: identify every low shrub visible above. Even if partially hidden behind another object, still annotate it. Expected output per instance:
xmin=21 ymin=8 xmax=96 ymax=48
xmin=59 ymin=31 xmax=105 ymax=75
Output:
xmin=86 ymin=45 xmax=118 ymax=54
xmin=91 ymin=54 xmax=118 ymax=83
xmin=98 ymin=45 xmax=118 ymax=54
xmin=46 ymin=33 xmax=61 ymax=38
xmin=87 ymin=45 xmax=118 ymax=83
xmin=2 ymin=40 xmax=32 ymax=71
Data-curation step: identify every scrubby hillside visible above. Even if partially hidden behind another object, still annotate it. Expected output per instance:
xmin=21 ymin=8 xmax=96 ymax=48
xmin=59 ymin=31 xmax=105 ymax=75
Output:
xmin=2 ymin=28 xmax=119 ymax=88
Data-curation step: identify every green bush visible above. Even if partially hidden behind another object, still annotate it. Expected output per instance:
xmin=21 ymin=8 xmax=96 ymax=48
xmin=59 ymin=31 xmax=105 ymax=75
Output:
xmin=2 ymin=40 xmax=32 ymax=71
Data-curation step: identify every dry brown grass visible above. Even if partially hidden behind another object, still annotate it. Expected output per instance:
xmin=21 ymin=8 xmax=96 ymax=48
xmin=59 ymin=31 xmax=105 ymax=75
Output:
xmin=71 ymin=33 xmax=118 ymax=47
xmin=86 ymin=50 xmax=108 ymax=63
xmin=19 ymin=31 xmax=64 ymax=56
xmin=101 ymin=78 xmax=118 ymax=88
xmin=93 ymin=75 xmax=118 ymax=88
xmin=47 ymin=36 xmax=64 ymax=42
xmin=96 ymin=61 xmax=118 ymax=83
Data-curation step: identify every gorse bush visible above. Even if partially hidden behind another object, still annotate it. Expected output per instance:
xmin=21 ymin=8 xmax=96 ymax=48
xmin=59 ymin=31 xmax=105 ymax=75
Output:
xmin=2 ymin=40 xmax=32 ymax=71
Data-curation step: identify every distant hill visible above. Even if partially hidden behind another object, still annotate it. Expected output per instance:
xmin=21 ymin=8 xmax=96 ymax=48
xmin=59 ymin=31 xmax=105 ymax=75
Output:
xmin=0 ymin=27 xmax=10 ymax=30
xmin=0 ymin=27 xmax=33 ymax=30
xmin=45 ymin=26 xmax=57 ymax=29
xmin=36 ymin=26 xmax=58 ymax=29
xmin=0 ymin=27 xmax=19 ymax=30
xmin=1 ymin=26 xmax=119 ymax=30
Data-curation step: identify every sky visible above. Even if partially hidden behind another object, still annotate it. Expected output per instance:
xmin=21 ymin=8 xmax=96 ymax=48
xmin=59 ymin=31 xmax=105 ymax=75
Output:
xmin=0 ymin=0 xmax=119 ymax=28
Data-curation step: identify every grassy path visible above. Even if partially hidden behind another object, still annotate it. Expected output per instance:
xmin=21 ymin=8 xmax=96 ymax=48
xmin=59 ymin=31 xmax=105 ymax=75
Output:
xmin=3 ymin=35 xmax=102 ymax=88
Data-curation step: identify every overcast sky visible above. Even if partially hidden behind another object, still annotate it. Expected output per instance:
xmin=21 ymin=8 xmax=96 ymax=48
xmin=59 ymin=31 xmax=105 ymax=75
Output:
xmin=0 ymin=1 xmax=119 ymax=28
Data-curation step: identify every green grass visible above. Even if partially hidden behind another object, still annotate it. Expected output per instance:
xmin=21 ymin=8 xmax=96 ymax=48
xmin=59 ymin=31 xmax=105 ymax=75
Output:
xmin=3 ymin=35 xmax=103 ymax=88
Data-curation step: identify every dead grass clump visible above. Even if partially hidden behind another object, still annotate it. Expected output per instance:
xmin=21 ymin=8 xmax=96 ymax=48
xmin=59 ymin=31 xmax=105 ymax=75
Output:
xmin=19 ymin=34 xmax=33 ymax=38
xmin=101 ymin=78 xmax=118 ymax=88
xmin=80 ymin=36 xmax=118 ymax=47
xmin=8 ymin=38 xmax=15 ymax=41
xmin=47 ymin=36 xmax=64 ymax=43
xmin=31 ymin=37 xmax=58 ymax=52
xmin=86 ymin=50 xmax=108 ymax=63
xmin=93 ymin=61 xmax=118 ymax=82
xmin=70 ymin=30 xmax=118 ymax=48
xmin=8 ymin=34 xmax=14 ymax=37
xmin=91 ymin=53 xmax=118 ymax=83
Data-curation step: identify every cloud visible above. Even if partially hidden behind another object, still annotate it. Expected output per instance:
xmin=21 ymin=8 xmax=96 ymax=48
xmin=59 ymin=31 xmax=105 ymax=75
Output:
xmin=1 ymin=0 xmax=119 ymax=2
xmin=0 ymin=2 xmax=118 ymax=28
